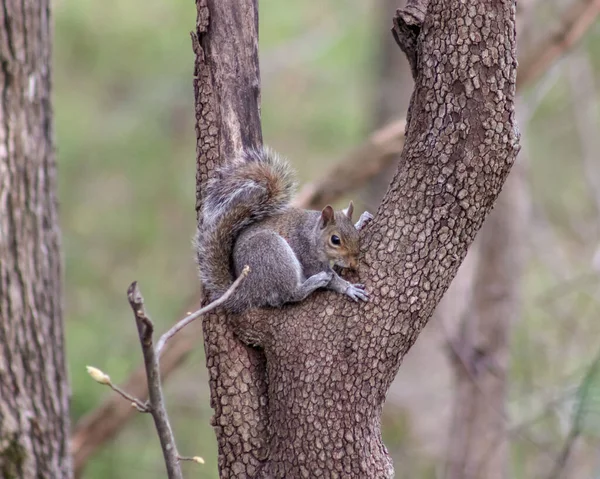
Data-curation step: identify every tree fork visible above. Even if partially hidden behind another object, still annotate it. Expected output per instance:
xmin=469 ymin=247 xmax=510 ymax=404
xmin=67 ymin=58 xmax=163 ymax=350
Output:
xmin=193 ymin=0 xmax=519 ymax=476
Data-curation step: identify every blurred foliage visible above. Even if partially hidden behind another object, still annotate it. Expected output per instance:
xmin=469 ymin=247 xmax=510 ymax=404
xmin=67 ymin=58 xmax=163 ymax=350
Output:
xmin=53 ymin=0 xmax=600 ymax=477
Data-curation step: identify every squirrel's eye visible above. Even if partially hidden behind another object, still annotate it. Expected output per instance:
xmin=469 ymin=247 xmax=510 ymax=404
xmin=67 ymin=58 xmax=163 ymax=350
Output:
xmin=330 ymin=235 xmax=341 ymax=246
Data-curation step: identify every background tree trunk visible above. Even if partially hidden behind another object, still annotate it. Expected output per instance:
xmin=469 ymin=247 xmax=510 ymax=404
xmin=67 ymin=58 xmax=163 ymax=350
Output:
xmin=444 ymin=164 xmax=527 ymax=479
xmin=0 ymin=1 xmax=72 ymax=478
xmin=443 ymin=2 xmax=534 ymax=474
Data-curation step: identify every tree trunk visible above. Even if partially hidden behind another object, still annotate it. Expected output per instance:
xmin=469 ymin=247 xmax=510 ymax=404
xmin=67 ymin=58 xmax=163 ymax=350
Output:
xmin=0 ymin=1 xmax=72 ymax=478
xmin=194 ymin=0 xmax=520 ymax=476
xmin=193 ymin=1 xmax=269 ymax=477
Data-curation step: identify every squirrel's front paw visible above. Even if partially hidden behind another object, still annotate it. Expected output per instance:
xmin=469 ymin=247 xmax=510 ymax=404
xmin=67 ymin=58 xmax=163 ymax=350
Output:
xmin=354 ymin=211 xmax=374 ymax=231
xmin=345 ymin=283 xmax=368 ymax=302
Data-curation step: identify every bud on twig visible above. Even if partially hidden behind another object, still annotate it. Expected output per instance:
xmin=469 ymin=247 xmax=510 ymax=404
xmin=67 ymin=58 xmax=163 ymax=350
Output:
xmin=86 ymin=366 xmax=111 ymax=386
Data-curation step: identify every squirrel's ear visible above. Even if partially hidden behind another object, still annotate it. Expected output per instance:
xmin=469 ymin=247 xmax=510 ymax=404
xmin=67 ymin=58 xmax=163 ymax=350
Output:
xmin=320 ymin=205 xmax=335 ymax=228
xmin=343 ymin=201 xmax=354 ymax=221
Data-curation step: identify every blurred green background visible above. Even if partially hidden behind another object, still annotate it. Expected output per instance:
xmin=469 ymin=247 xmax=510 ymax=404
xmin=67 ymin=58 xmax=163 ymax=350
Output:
xmin=55 ymin=0 xmax=600 ymax=477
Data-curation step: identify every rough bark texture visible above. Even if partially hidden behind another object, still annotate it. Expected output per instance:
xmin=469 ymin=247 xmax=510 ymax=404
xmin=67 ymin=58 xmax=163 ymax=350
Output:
xmin=0 ymin=1 xmax=72 ymax=478
xmin=195 ymin=0 xmax=519 ymax=476
xmin=193 ymin=1 xmax=269 ymax=477
xmin=445 ymin=164 xmax=526 ymax=479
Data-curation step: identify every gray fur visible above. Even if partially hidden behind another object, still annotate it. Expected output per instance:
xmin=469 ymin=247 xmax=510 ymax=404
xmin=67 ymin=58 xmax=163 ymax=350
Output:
xmin=194 ymin=147 xmax=369 ymax=313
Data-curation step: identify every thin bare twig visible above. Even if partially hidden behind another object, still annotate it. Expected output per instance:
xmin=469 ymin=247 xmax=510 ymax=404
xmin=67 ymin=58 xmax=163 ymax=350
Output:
xmin=127 ymin=281 xmax=183 ymax=479
xmin=178 ymin=455 xmax=205 ymax=465
xmin=156 ymin=266 xmax=250 ymax=356
xmin=72 ymin=323 xmax=198 ymax=478
xmin=85 ymin=365 xmax=150 ymax=413
xmin=108 ymin=383 xmax=149 ymax=413
xmin=82 ymin=271 xmax=248 ymax=479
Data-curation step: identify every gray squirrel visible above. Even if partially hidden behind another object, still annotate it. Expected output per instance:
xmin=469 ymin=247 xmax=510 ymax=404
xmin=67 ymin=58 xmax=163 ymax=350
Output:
xmin=194 ymin=147 xmax=372 ymax=313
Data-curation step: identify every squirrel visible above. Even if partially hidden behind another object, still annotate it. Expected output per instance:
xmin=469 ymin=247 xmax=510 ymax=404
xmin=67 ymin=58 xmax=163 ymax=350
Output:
xmin=194 ymin=147 xmax=372 ymax=313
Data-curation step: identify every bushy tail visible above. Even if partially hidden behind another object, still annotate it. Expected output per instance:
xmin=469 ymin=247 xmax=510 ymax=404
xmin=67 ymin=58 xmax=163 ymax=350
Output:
xmin=194 ymin=147 xmax=296 ymax=301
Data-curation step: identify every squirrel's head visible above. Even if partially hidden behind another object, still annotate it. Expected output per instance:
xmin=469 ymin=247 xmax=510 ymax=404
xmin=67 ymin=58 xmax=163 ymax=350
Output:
xmin=316 ymin=201 xmax=360 ymax=270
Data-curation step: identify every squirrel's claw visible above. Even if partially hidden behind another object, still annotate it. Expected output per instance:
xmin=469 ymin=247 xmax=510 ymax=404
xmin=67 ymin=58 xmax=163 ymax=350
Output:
xmin=345 ymin=283 xmax=369 ymax=302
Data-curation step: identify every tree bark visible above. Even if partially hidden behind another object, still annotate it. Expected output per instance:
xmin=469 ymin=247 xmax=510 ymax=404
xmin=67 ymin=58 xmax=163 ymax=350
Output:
xmin=193 ymin=1 xmax=269 ymax=477
xmin=194 ymin=0 xmax=519 ymax=476
xmin=0 ymin=1 xmax=72 ymax=478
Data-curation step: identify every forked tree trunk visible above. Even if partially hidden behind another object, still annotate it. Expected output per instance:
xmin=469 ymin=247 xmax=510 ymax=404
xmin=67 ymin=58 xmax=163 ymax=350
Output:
xmin=0 ymin=1 xmax=72 ymax=478
xmin=193 ymin=0 xmax=520 ymax=477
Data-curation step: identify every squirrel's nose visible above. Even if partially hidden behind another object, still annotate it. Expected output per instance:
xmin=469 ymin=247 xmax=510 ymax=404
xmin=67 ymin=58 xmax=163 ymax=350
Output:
xmin=349 ymin=258 xmax=358 ymax=270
